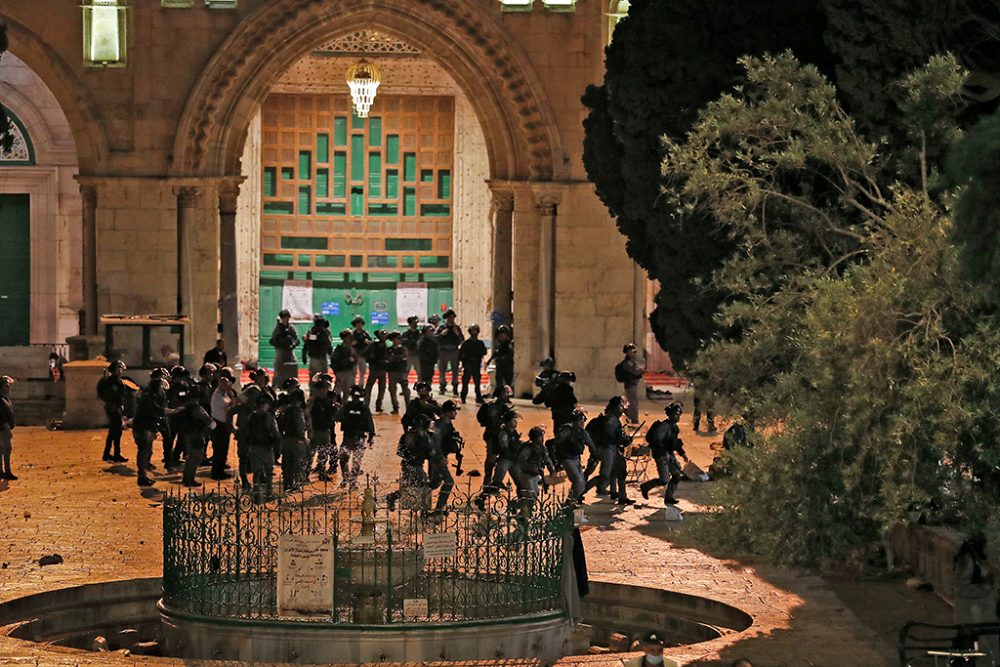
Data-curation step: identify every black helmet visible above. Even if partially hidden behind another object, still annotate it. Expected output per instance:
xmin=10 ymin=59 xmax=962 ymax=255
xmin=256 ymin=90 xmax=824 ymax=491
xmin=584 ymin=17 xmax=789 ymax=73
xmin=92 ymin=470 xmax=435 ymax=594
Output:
xmin=217 ymin=367 xmax=236 ymax=382
xmin=351 ymin=316 xmax=365 ymax=326
xmin=606 ymin=395 xmax=627 ymax=412
xmin=528 ymin=425 xmax=546 ymax=441
xmin=665 ymin=402 xmax=683 ymax=417
xmin=278 ymin=309 xmax=291 ymax=318
xmin=502 ymin=410 xmax=521 ymax=424
xmin=422 ymin=324 xmax=435 ymax=333
xmin=414 ymin=381 xmax=431 ymax=393
xmin=443 ymin=309 xmax=456 ymax=319
xmin=107 ymin=360 xmax=126 ymax=372
xmin=311 ymin=372 xmax=333 ymax=385
xmin=349 ymin=384 xmax=365 ymax=397
xmin=150 ymin=367 xmax=169 ymax=380
xmin=255 ymin=392 xmax=275 ymax=407
xmin=374 ymin=329 xmax=387 ymax=338
xmin=539 ymin=356 xmax=555 ymax=368
xmin=281 ymin=376 xmax=300 ymax=390
xmin=496 ymin=324 xmax=511 ymax=335
xmin=249 ymin=368 xmax=269 ymax=381
xmin=170 ymin=365 xmax=188 ymax=377
xmin=571 ymin=409 xmax=587 ymax=422
xmin=313 ymin=313 xmax=323 ymax=322
xmin=340 ymin=328 xmax=353 ymax=339
xmin=558 ymin=370 xmax=576 ymax=382
xmin=493 ymin=384 xmax=512 ymax=398
xmin=387 ymin=331 xmax=402 ymax=340
xmin=428 ymin=314 xmax=441 ymax=325
xmin=468 ymin=323 xmax=481 ymax=333
xmin=441 ymin=400 xmax=459 ymax=413
xmin=623 ymin=343 xmax=637 ymax=354
xmin=407 ymin=315 xmax=420 ymax=324
xmin=413 ymin=414 xmax=432 ymax=429
xmin=199 ymin=363 xmax=217 ymax=378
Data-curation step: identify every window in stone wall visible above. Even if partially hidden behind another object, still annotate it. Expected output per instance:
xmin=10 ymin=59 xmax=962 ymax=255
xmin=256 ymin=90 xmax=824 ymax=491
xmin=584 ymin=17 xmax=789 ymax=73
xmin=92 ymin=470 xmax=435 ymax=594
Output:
xmin=82 ymin=0 xmax=128 ymax=68
xmin=499 ymin=0 xmax=534 ymax=12
xmin=0 ymin=108 xmax=35 ymax=166
xmin=542 ymin=0 xmax=577 ymax=11
xmin=205 ymin=0 xmax=238 ymax=8
xmin=160 ymin=0 xmax=194 ymax=7
xmin=607 ymin=0 xmax=631 ymax=44
xmin=260 ymin=93 xmax=455 ymax=276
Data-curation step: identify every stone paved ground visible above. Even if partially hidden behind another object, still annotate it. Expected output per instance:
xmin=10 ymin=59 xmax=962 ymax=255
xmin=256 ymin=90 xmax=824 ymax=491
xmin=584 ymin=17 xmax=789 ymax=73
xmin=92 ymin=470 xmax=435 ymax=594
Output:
xmin=0 ymin=391 xmax=941 ymax=666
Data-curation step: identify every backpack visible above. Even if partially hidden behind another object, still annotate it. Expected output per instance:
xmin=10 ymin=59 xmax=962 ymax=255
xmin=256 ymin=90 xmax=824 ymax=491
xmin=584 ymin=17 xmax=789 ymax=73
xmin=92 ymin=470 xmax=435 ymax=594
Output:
xmin=585 ymin=415 xmax=607 ymax=448
xmin=476 ymin=402 xmax=493 ymax=428
xmin=614 ymin=360 xmax=628 ymax=384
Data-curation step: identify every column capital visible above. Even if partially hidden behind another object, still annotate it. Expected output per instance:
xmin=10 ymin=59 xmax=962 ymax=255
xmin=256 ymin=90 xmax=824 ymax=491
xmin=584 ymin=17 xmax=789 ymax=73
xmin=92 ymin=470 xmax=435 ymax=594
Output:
xmin=173 ymin=186 xmax=202 ymax=207
xmin=218 ymin=180 xmax=241 ymax=215
xmin=79 ymin=183 xmax=97 ymax=207
xmin=534 ymin=193 xmax=560 ymax=217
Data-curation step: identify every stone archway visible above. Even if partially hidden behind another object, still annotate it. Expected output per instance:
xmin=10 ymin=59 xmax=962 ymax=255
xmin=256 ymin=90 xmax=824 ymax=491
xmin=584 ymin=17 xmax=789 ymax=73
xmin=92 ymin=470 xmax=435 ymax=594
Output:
xmin=171 ymin=0 xmax=563 ymax=183
xmin=1 ymin=15 xmax=109 ymax=174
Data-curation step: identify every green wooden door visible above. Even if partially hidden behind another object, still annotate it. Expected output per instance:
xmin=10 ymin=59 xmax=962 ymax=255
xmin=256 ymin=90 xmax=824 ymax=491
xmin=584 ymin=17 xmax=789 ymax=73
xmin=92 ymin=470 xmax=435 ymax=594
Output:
xmin=0 ymin=194 xmax=30 ymax=345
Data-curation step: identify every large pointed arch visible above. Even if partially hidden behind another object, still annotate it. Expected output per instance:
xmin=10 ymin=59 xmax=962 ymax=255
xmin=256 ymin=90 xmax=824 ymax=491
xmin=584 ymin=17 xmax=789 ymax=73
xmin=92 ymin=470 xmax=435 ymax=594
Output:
xmin=171 ymin=0 xmax=562 ymax=182
xmin=0 ymin=15 xmax=109 ymax=173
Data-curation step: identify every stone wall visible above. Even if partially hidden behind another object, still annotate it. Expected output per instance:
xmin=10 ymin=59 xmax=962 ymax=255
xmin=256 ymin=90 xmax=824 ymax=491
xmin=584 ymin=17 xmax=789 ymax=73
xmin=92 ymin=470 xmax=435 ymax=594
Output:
xmin=0 ymin=52 xmax=81 ymax=344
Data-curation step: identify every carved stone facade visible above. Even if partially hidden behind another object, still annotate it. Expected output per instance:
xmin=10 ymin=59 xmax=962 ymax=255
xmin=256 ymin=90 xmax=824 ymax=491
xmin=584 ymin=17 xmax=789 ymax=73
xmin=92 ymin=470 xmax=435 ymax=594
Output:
xmin=0 ymin=0 xmax=644 ymax=398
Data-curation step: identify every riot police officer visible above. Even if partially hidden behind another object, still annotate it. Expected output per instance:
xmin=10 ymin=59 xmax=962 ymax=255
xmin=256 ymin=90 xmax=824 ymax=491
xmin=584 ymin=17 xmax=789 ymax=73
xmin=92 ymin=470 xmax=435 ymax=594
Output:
xmin=401 ymin=381 xmax=441 ymax=432
xmin=534 ymin=370 xmax=579 ymax=432
xmin=401 ymin=315 xmax=422 ymax=378
xmin=514 ymin=425 xmax=555 ymax=515
xmin=437 ymin=309 xmax=464 ymax=395
xmin=387 ymin=413 xmax=433 ymax=512
xmin=245 ymin=392 xmax=281 ymax=501
xmin=476 ymin=384 xmax=512 ymax=481
xmin=232 ymin=384 xmax=262 ymax=489
xmin=96 ymin=360 xmax=131 ymax=463
xmin=416 ymin=325 xmax=439 ymax=385
xmin=364 ymin=329 xmax=389 ymax=412
xmin=386 ymin=331 xmax=411 ymax=414
xmin=488 ymin=325 xmax=514 ymax=391
xmin=584 ymin=396 xmax=635 ymax=505
xmin=330 ymin=329 xmax=357 ymax=398
xmin=307 ymin=375 xmax=339 ymax=482
xmin=553 ymin=409 xmax=592 ymax=503
xmin=277 ymin=377 xmax=308 ymax=491
xmin=615 ymin=343 xmax=645 ymax=424
xmin=0 ymin=375 xmax=15 ymax=481
xmin=132 ymin=375 xmax=169 ymax=487
xmin=302 ymin=314 xmax=333 ymax=377
xmin=350 ymin=316 xmax=372 ymax=386
xmin=458 ymin=324 xmax=487 ymax=404
xmin=429 ymin=401 xmax=461 ymax=512
xmin=640 ymin=402 xmax=689 ymax=505
xmin=337 ymin=385 xmax=375 ymax=485
xmin=269 ymin=309 xmax=300 ymax=388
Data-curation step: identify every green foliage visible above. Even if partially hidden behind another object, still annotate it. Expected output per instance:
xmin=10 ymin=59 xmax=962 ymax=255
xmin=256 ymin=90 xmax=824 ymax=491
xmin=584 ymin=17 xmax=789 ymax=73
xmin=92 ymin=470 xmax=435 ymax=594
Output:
xmin=663 ymin=54 xmax=1000 ymax=565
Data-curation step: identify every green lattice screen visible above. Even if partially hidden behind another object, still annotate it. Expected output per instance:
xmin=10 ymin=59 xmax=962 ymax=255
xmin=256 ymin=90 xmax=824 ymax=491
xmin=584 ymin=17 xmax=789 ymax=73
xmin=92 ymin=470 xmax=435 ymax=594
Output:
xmin=260 ymin=94 xmax=454 ymax=273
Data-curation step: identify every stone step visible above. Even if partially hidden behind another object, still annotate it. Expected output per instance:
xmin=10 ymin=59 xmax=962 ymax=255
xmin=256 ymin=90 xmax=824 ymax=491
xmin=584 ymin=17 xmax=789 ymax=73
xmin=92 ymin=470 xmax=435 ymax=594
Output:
xmin=0 ymin=346 xmax=57 ymax=381
xmin=13 ymin=399 xmax=66 ymax=426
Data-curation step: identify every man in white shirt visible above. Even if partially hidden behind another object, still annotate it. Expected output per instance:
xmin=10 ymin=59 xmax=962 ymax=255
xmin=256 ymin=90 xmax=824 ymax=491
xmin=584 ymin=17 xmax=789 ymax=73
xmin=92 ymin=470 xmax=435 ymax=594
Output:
xmin=209 ymin=375 xmax=236 ymax=480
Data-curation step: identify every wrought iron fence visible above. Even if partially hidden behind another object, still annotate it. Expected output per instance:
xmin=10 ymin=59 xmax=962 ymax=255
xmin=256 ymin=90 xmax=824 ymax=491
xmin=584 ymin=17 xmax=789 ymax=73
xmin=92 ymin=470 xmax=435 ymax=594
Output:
xmin=162 ymin=479 xmax=574 ymax=625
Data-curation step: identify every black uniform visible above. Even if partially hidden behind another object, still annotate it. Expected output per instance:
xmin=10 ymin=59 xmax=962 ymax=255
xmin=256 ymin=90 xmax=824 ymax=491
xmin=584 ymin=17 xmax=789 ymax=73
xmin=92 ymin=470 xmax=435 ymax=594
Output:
xmin=476 ymin=398 xmax=511 ymax=481
xmin=401 ymin=396 xmax=441 ymax=431
xmin=177 ymin=400 xmax=213 ymax=486
xmin=132 ymin=385 xmax=166 ymax=484
xmin=0 ymin=394 xmax=13 ymax=479
xmin=364 ymin=339 xmax=388 ymax=411
xmin=536 ymin=379 xmax=577 ymax=431
xmin=458 ymin=338 xmax=487 ymax=404
xmin=96 ymin=375 xmax=130 ymax=461
xmin=351 ymin=328 xmax=373 ymax=386
xmin=400 ymin=327 xmax=422 ymax=375
xmin=302 ymin=324 xmax=334 ymax=372
xmin=330 ymin=343 xmax=357 ymax=397
xmin=436 ymin=323 xmax=464 ymax=394
xmin=416 ymin=336 xmax=439 ymax=384
xmin=489 ymin=338 xmax=514 ymax=391
xmin=246 ymin=408 xmax=281 ymax=498
xmin=269 ymin=321 xmax=300 ymax=388
xmin=277 ymin=391 xmax=308 ymax=491
xmin=640 ymin=418 xmax=687 ymax=501
xmin=337 ymin=396 xmax=375 ymax=483
xmin=307 ymin=392 xmax=339 ymax=478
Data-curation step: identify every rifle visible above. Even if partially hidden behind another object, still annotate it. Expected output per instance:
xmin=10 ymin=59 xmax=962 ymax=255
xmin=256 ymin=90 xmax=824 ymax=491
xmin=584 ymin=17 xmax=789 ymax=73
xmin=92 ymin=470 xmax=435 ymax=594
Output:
xmin=620 ymin=421 xmax=646 ymax=452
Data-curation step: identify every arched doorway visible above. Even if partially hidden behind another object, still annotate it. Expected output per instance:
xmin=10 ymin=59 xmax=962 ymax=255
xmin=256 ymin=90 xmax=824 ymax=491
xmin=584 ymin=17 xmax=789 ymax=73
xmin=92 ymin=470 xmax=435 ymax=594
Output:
xmin=172 ymin=1 xmax=563 ymax=384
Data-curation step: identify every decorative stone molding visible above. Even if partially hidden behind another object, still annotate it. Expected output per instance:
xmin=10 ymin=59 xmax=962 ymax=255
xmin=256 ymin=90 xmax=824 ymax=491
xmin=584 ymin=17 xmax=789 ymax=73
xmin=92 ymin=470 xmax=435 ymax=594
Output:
xmin=534 ymin=194 xmax=560 ymax=217
xmin=313 ymin=30 xmax=421 ymax=56
xmin=174 ymin=186 xmax=202 ymax=208
xmin=0 ymin=121 xmax=31 ymax=163
xmin=490 ymin=189 xmax=515 ymax=213
xmin=172 ymin=0 xmax=561 ymax=182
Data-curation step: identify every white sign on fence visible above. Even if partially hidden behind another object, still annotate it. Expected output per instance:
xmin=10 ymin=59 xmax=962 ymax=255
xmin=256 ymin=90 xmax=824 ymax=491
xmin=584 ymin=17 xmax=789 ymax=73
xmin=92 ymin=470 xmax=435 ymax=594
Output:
xmin=277 ymin=534 xmax=333 ymax=616
xmin=403 ymin=598 xmax=429 ymax=621
xmin=422 ymin=531 xmax=457 ymax=560
xmin=396 ymin=282 xmax=428 ymax=325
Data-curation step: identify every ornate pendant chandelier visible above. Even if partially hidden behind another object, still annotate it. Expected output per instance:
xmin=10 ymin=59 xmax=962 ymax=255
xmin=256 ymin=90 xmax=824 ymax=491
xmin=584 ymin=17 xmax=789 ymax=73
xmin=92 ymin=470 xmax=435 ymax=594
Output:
xmin=346 ymin=60 xmax=381 ymax=118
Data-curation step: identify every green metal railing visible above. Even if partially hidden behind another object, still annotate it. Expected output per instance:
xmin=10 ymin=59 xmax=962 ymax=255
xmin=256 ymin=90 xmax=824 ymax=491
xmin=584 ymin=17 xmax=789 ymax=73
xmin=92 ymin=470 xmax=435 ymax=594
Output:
xmin=162 ymin=480 xmax=574 ymax=624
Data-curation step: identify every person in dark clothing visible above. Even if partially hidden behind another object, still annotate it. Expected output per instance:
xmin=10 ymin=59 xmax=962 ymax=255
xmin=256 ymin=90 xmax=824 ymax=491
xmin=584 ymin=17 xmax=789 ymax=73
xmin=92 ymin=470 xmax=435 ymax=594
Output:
xmin=476 ymin=384 xmax=512 ymax=481
xmin=553 ymin=409 xmax=592 ymax=503
xmin=337 ymin=385 xmax=375 ymax=485
xmin=163 ymin=365 xmax=193 ymax=468
xmin=514 ymin=425 xmax=555 ymax=516
xmin=584 ymin=396 xmax=635 ymax=505
xmin=534 ymin=370 xmax=578 ymax=432
xmin=307 ymin=377 xmax=339 ymax=481
xmin=364 ymin=329 xmax=389 ymax=412
xmin=132 ymin=376 xmax=169 ymax=486
xmin=458 ymin=324 xmax=487 ymax=405
xmin=245 ymin=392 xmax=281 ymax=501
xmin=416 ymin=325 xmax=439 ymax=386
xmin=0 ymin=375 xmax=17 ymax=480
xmin=534 ymin=357 xmax=558 ymax=398
xmin=178 ymin=396 xmax=213 ymax=487
xmin=203 ymin=339 xmax=228 ymax=367
xmin=428 ymin=401 xmax=461 ymax=512
xmin=615 ymin=344 xmax=645 ymax=424
xmin=302 ymin=314 xmax=333 ymax=378
xmin=487 ymin=325 xmax=514 ymax=393
xmin=401 ymin=381 xmax=441 ymax=432
xmin=269 ymin=309 xmax=300 ymax=389
xmin=96 ymin=360 xmax=131 ymax=463
xmin=436 ymin=309 xmax=464 ymax=395
xmin=386 ymin=413 xmax=433 ymax=512
xmin=400 ymin=315 xmax=422 ymax=378
xmin=232 ymin=384 xmax=262 ymax=489
xmin=350 ymin=316 xmax=372 ymax=387
xmin=330 ymin=329 xmax=357 ymax=398
xmin=640 ymin=402 xmax=689 ymax=505
xmin=480 ymin=410 xmax=522 ymax=499
xmin=386 ymin=332 xmax=411 ymax=415
xmin=692 ymin=387 xmax=716 ymax=433
xmin=194 ymin=363 xmax=217 ymax=462
xmin=276 ymin=377 xmax=308 ymax=491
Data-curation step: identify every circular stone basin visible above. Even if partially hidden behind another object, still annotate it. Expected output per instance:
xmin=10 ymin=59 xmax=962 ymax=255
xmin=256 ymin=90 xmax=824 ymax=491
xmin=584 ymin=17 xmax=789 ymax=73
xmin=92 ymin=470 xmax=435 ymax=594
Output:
xmin=0 ymin=578 xmax=753 ymax=663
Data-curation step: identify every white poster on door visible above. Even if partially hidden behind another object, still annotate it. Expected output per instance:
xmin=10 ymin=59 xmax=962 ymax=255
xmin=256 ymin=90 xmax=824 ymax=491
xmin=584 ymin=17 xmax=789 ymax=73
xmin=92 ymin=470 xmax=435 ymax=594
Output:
xmin=396 ymin=283 xmax=428 ymax=325
xmin=282 ymin=280 xmax=314 ymax=322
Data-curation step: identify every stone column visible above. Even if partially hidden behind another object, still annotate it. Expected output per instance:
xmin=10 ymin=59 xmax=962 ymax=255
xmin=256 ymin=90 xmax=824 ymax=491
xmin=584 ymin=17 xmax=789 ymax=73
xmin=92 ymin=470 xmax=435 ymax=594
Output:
xmin=535 ymin=194 xmax=559 ymax=361
xmin=80 ymin=184 xmax=98 ymax=335
xmin=219 ymin=181 xmax=240 ymax=361
xmin=490 ymin=187 xmax=514 ymax=331
xmin=510 ymin=185 xmax=540 ymax=398
xmin=174 ymin=186 xmax=201 ymax=365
